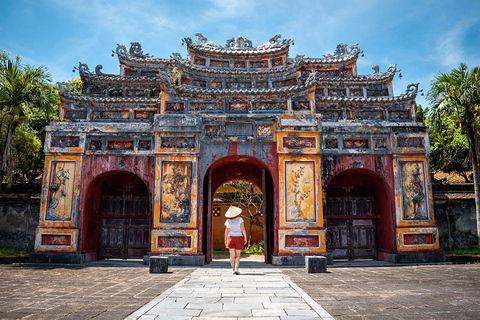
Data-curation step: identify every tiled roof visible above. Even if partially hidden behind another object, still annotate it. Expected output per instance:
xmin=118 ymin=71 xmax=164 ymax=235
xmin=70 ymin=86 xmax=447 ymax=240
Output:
xmin=59 ymin=91 xmax=160 ymax=104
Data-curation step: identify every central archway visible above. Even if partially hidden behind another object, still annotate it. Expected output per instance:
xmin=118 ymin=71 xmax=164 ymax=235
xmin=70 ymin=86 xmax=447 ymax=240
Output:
xmin=202 ymin=155 xmax=275 ymax=264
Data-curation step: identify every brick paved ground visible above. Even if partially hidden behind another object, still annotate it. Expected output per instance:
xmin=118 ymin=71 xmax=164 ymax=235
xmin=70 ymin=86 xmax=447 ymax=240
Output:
xmin=1 ymin=262 xmax=479 ymax=319
xmin=0 ymin=264 xmax=193 ymax=320
xmin=284 ymin=264 xmax=480 ymax=320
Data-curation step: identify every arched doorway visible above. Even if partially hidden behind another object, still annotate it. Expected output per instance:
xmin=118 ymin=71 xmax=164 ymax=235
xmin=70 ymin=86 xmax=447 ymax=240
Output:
xmin=203 ymin=156 xmax=275 ymax=264
xmin=82 ymin=171 xmax=151 ymax=259
xmin=325 ymin=168 xmax=394 ymax=261
xmin=212 ymin=180 xmax=264 ymax=253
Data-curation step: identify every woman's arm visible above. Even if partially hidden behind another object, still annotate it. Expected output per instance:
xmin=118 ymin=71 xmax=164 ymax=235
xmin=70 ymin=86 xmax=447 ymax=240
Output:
xmin=224 ymin=227 xmax=230 ymax=247
xmin=240 ymin=222 xmax=247 ymax=244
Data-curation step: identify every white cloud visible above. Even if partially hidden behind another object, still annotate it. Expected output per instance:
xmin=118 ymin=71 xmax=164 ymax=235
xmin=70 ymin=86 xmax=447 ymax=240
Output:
xmin=434 ymin=16 xmax=480 ymax=68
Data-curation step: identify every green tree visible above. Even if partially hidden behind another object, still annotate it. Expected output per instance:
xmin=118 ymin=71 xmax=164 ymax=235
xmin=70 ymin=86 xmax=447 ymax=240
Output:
xmin=0 ymin=50 xmax=55 ymax=190
xmin=12 ymin=89 xmax=59 ymax=183
xmin=427 ymin=108 xmax=471 ymax=182
xmin=427 ymin=63 xmax=480 ymax=247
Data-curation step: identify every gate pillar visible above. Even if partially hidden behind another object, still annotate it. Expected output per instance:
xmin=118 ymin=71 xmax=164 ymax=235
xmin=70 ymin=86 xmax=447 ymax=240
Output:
xmin=274 ymin=115 xmax=326 ymax=265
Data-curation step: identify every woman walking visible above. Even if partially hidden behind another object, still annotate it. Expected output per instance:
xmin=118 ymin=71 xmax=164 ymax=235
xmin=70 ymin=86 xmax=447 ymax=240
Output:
xmin=224 ymin=205 xmax=247 ymax=275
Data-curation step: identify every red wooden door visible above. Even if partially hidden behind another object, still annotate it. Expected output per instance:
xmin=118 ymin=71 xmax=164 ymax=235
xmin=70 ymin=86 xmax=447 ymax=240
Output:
xmin=326 ymin=186 xmax=377 ymax=260
xmin=98 ymin=184 xmax=150 ymax=259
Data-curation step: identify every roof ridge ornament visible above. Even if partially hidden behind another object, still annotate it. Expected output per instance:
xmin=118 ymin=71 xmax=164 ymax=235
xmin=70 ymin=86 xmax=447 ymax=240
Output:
xmin=76 ymin=62 xmax=91 ymax=74
xmin=182 ymin=33 xmax=293 ymax=51
xmin=406 ymin=83 xmax=419 ymax=94
xmin=369 ymin=64 xmax=397 ymax=76
xmin=114 ymin=42 xmax=152 ymax=58
xmin=323 ymin=43 xmax=362 ymax=59
xmin=95 ymin=65 xmax=104 ymax=75
xmin=225 ymin=36 xmax=253 ymax=49
xmin=129 ymin=42 xmax=151 ymax=58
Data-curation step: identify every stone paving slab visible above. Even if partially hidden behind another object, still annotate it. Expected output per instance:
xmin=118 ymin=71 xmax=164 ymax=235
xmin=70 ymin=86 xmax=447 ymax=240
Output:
xmin=0 ymin=263 xmax=193 ymax=320
xmin=284 ymin=264 xmax=480 ymax=320
xmin=127 ymin=263 xmax=332 ymax=320
xmin=1 ymin=261 xmax=480 ymax=319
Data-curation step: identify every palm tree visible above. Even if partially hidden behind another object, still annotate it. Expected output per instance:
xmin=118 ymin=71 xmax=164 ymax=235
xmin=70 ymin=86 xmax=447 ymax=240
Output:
xmin=0 ymin=51 xmax=53 ymax=191
xmin=427 ymin=63 xmax=480 ymax=247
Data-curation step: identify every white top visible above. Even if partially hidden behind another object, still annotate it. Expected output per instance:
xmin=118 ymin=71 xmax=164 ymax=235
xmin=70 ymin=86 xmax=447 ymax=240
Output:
xmin=224 ymin=217 xmax=244 ymax=237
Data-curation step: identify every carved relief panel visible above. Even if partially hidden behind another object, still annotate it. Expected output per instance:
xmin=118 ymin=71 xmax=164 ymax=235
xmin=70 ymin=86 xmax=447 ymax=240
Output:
xmin=279 ymin=156 xmax=323 ymax=228
xmin=393 ymin=157 xmax=434 ymax=228
xmin=154 ymin=156 xmax=198 ymax=229
xmin=45 ymin=161 xmax=77 ymax=221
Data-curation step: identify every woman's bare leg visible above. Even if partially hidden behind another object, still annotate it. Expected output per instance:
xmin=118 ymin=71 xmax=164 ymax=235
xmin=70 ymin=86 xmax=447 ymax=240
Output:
xmin=229 ymin=248 xmax=236 ymax=271
xmin=234 ymin=249 xmax=242 ymax=271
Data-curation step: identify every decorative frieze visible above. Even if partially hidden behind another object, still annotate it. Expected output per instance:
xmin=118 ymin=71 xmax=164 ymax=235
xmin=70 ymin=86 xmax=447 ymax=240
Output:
xmin=257 ymin=125 xmax=273 ymax=137
xmin=89 ymin=139 xmax=102 ymax=151
xmin=134 ymin=110 xmax=155 ymax=120
xmin=138 ymin=140 xmax=152 ymax=151
xmin=157 ymin=236 xmax=192 ymax=248
xmin=283 ymin=136 xmax=316 ymax=149
xmin=250 ymin=60 xmax=268 ymax=69
xmin=190 ymin=102 xmax=222 ymax=112
xmin=160 ymin=137 xmax=195 ymax=149
xmin=397 ymin=137 xmax=424 ymax=148
xmin=210 ymin=59 xmax=229 ymax=68
xmin=194 ymin=56 xmax=206 ymax=66
xmin=41 ymin=235 xmax=71 ymax=246
xmin=403 ymin=233 xmax=433 ymax=245
xmin=325 ymin=138 xmax=338 ymax=149
xmin=234 ymin=61 xmax=245 ymax=68
xmin=271 ymin=57 xmax=283 ymax=67
xmin=51 ymin=136 xmax=80 ymax=148
xmin=389 ymin=110 xmax=411 ymax=120
xmin=292 ymin=101 xmax=310 ymax=111
xmin=205 ymin=125 xmax=221 ymax=137
xmin=347 ymin=110 xmax=383 ymax=120
xmin=229 ymin=102 xmax=248 ymax=111
xmin=107 ymin=140 xmax=134 ymax=150
xmin=285 ymin=235 xmax=319 ymax=248
xmin=253 ymin=102 xmax=286 ymax=111
xmin=374 ymin=138 xmax=387 ymax=149
xmin=64 ymin=110 xmax=87 ymax=120
xmin=92 ymin=111 xmax=129 ymax=120
xmin=343 ymin=139 xmax=369 ymax=149
xmin=165 ymin=102 xmax=185 ymax=112
xmin=225 ymin=123 xmax=253 ymax=136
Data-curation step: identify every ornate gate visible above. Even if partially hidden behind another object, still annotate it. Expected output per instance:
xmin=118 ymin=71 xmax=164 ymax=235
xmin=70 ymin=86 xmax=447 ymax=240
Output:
xmin=98 ymin=184 xmax=150 ymax=259
xmin=326 ymin=186 xmax=377 ymax=260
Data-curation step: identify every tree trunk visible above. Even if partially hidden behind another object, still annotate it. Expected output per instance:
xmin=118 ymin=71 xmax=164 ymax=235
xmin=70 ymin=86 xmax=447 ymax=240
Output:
xmin=462 ymin=107 xmax=480 ymax=248
xmin=0 ymin=123 xmax=16 ymax=191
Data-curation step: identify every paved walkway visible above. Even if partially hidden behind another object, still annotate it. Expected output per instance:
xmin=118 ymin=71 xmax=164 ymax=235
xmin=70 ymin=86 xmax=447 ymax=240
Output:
xmin=1 ymin=259 xmax=480 ymax=319
xmin=127 ymin=260 xmax=333 ymax=320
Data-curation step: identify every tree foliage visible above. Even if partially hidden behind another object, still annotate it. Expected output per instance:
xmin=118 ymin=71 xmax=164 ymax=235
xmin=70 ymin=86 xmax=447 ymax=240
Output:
xmin=427 ymin=63 xmax=480 ymax=247
xmin=0 ymin=49 xmax=59 ymax=187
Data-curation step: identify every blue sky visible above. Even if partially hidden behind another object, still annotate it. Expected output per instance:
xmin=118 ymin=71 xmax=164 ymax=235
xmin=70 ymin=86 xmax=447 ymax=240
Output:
xmin=1 ymin=0 xmax=479 ymax=107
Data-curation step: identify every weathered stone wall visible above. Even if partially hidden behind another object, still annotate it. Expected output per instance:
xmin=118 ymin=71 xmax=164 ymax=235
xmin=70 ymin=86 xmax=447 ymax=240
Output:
xmin=0 ymin=183 xmax=477 ymax=252
xmin=0 ymin=198 xmax=40 ymax=250
xmin=433 ymin=183 xmax=477 ymax=249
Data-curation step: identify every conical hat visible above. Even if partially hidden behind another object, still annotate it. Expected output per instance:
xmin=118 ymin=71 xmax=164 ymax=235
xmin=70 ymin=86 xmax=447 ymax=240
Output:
xmin=225 ymin=205 xmax=242 ymax=218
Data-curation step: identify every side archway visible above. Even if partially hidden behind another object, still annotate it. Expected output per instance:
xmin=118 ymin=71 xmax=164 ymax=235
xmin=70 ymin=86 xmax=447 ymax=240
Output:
xmin=80 ymin=170 xmax=151 ymax=259
xmin=325 ymin=168 xmax=394 ymax=260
